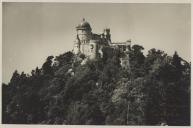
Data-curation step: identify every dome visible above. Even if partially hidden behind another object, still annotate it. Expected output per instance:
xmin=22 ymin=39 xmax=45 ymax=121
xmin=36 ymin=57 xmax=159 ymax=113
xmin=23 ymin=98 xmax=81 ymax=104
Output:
xmin=76 ymin=18 xmax=92 ymax=31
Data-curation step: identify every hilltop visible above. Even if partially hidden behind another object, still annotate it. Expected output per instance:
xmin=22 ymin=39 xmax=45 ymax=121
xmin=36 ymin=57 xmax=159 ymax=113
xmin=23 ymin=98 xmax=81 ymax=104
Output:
xmin=2 ymin=44 xmax=190 ymax=125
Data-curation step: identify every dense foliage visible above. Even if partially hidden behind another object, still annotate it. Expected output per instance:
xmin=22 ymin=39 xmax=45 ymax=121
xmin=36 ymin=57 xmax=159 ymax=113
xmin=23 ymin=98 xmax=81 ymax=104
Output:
xmin=2 ymin=45 xmax=190 ymax=125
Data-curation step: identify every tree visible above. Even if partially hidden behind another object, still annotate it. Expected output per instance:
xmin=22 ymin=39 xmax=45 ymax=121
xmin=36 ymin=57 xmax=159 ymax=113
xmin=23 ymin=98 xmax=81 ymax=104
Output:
xmin=42 ymin=56 xmax=54 ymax=75
xmin=2 ymin=47 xmax=190 ymax=125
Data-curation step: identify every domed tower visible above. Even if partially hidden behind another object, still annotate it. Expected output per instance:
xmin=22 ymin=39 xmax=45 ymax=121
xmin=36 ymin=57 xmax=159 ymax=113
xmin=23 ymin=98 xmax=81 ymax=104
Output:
xmin=76 ymin=18 xmax=92 ymax=44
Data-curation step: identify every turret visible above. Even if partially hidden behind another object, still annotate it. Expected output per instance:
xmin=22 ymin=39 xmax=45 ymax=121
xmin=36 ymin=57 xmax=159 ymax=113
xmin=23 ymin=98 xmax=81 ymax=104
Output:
xmin=103 ymin=28 xmax=111 ymax=41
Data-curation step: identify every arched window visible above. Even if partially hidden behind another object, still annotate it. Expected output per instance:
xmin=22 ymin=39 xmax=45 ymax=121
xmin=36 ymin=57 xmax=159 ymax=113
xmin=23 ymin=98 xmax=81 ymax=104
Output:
xmin=90 ymin=44 xmax=94 ymax=52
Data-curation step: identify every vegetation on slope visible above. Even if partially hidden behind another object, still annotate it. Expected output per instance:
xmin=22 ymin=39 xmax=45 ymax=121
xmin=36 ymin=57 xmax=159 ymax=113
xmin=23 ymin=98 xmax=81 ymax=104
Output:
xmin=2 ymin=45 xmax=190 ymax=125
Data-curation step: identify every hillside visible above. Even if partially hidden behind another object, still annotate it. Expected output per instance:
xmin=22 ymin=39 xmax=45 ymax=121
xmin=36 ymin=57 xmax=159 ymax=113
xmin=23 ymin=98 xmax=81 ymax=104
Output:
xmin=2 ymin=44 xmax=190 ymax=125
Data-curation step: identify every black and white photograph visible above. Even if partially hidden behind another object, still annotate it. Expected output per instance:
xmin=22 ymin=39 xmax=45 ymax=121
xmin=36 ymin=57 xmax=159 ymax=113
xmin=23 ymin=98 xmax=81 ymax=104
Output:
xmin=1 ymin=1 xmax=191 ymax=126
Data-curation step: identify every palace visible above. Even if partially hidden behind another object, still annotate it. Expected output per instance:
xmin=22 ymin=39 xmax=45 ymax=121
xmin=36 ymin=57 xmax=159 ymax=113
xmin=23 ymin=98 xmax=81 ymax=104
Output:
xmin=73 ymin=18 xmax=131 ymax=61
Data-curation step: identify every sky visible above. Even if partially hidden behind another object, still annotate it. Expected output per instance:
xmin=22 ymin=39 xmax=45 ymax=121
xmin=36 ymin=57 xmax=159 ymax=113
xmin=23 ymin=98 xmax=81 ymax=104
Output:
xmin=2 ymin=3 xmax=191 ymax=83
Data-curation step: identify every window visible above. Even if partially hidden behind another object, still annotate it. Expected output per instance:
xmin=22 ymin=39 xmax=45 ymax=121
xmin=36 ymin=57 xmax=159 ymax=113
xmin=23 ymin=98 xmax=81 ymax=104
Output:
xmin=90 ymin=44 xmax=94 ymax=49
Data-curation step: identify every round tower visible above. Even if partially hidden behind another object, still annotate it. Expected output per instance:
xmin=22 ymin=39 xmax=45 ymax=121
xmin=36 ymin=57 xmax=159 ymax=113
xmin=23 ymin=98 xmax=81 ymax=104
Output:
xmin=76 ymin=18 xmax=92 ymax=44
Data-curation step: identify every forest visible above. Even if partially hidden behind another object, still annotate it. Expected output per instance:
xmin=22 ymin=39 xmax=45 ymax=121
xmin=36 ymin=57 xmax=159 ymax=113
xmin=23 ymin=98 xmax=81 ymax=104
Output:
xmin=2 ymin=44 xmax=190 ymax=125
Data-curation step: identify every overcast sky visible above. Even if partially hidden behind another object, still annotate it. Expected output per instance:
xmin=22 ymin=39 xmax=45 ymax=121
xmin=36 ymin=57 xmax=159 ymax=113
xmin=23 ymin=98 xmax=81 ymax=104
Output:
xmin=2 ymin=3 xmax=191 ymax=83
